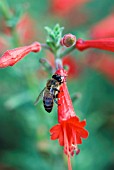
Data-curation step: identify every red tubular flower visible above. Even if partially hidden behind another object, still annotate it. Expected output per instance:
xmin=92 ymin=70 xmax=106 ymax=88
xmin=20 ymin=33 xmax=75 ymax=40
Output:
xmin=50 ymin=69 xmax=88 ymax=170
xmin=50 ymin=0 xmax=90 ymax=16
xmin=16 ymin=13 xmax=37 ymax=45
xmin=0 ymin=13 xmax=37 ymax=45
xmin=0 ymin=42 xmax=41 ymax=68
xmin=85 ymin=53 xmax=114 ymax=82
xmin=91 ymin=13 xmax=114 ymax=39
xmin=76 ymin=38 xmax=114 ymax=52
xmin=0 ymin=36 xmax=9 ymax=54
xmin=62 ymin=56 xmax=79 ymax=78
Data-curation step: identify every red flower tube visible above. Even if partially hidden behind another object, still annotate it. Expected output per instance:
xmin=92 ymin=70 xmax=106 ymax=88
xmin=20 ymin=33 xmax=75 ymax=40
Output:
xmin=50 ymin=69 xmax=88 ymax=170
xmin=85 ymin=53 xmax=114 ymax=82
xmin=62 ymin=55 xmax=79 ymax=78
xmin=50 ymin=0 xmax=90 ymax=16
xmin=91 ymin=13 xmax=114 ymax=39
xmin=0 ymin=42 xmax=41 ymax=68
xmin=76 ymin=38 xmax=114 ymax=52
xmin=16 ymin=13 xmax=37 ymax=45
xmin=0 ymin=36 xmax=9 ymax=54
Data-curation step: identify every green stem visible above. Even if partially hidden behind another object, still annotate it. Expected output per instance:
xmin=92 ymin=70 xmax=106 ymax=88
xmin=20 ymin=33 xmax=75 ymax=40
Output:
xmin=55 ymin=58 xmax=63 ymax=70
xmin=0 ymin=0 xmax=20 ymax=47
xmin=0 ymin=0 xmax=12 ymax=20
xmin=39 ymin=58 xmax=53 ymax=74
xmin=59 ymin=45 xmax=75 ymax=58
xmin=41 ymin=44 xmax=53 ymax=52
xmin=41 ymin=43 xmax=75 ymax=59
xmin=11 ymin=27 xmax=20 ymax=47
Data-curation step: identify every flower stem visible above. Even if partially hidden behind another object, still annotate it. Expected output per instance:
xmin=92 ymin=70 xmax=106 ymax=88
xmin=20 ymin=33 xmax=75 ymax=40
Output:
xmin=59 ymin=45 xmax=75 ymax=58
xmin=0 ymin=0 xmax=20 ymax=47
xmin=11 ymin=27 xmax=20 ymax=47
xmin=55 ymin=58 xmax=63 ymax=70
xmin=41 ymin=43 xmax=53 ymax=52
xmin=0 ymin=0 xmax=12 ymax=20
xmin=39 ymin=58 xmax=53 ymax=74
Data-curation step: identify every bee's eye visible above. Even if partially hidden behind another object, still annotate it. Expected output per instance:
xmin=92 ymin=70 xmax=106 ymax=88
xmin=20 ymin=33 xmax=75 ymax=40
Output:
xmin=52 ymin=74 xmax=62 ymax=82
xmin=52 ymin=75 xmax=56 ymax=79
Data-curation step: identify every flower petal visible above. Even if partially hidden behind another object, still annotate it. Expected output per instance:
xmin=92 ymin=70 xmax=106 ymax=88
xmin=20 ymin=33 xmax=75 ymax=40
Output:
xmin=79 ymin=119 xmax=87 ymax=127
xmin=51 ymin=132 xmax=59 ymax=140
xmin=76 ymin=127 xmax=89 ymax=138
xmin=58 ymin=126 xmax=64 ymax=146
xmin=50 ymin=124 xmax=60 ymax=134
xmin=50 ymin=124 xmax=61 ymax=140
xmin=76 ymin=133 xmax=82 ymax=144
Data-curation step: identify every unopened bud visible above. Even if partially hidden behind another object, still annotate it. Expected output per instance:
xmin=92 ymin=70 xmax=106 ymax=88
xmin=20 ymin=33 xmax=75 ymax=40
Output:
xmin=39 ymin=58 xmax=47 ymax=64
xmin=39 ymin=58 xmax=53 ymax=73
xmin=60 ymin=34 xmax=76 ymax=47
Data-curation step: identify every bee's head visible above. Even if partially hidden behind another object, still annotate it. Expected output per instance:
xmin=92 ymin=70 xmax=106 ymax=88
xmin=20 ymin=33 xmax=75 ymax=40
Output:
xmin=52 ymin=74 xmax=65 ymax=83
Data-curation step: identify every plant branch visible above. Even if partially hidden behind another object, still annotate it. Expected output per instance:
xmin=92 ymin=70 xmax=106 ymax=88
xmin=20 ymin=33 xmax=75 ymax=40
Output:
xmin=59 ymin=45 xmax=75 ymax=58
xmin=41 ymin=43 xmax=53 ymax=52
xmin=55 ymin=58 xmax=63 ymax=70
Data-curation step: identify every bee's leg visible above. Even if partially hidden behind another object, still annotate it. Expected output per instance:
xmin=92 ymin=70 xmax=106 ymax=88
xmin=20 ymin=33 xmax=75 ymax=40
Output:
xmin=54 ymin=98 xmax=58 ymax=104
xmin=50 ymin=88 xmax=59 ymax=95
xmin=52 ymin=88 xmax=60 ymax=92
xmin=51 ymin=87 xmax=60 ymax=98
xmin=56 ymin=93 xmax=58 ymax=98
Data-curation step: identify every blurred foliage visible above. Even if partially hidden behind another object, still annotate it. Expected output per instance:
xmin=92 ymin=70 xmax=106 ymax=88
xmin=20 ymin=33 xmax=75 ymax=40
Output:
xmin=0 ymin=0 xmax=114 ymax=170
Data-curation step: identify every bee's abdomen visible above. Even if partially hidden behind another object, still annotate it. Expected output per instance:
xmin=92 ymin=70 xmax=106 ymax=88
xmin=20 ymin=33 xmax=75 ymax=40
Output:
xmin=43 ymin=96 xmax=53 ymax=113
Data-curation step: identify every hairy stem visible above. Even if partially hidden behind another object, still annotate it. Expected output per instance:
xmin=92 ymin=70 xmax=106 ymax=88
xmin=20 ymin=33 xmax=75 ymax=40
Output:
xmin=41 ymin=43 xmax=53 ymax=52
xmin=55 ymin=58 xmax=63 ymax=70
xmin=0 ymin=0 xmax=12 ymax=20
xmin=11 ymin=27 xmax=20 ymax=47
xmin=59 ymin=45 xmax=75 ymax=58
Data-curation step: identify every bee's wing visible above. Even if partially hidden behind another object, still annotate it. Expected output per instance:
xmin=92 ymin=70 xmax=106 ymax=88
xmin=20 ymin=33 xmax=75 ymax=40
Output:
xmin=34 ymin=88 xmax=45 ymax=105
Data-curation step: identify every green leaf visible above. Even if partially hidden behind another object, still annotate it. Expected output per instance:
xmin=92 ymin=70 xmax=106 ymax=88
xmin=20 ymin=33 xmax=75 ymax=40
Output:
xmin=45 ymin=26 xmax=52 ymax=35
xmin=44 ymin=24 xmax=64 ymax=54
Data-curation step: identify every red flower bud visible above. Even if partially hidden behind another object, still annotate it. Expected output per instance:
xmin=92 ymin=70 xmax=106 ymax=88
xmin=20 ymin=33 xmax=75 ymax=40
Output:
xmin=0 ymin=42 xmax=41 ymax=68
xmin=61 ymin=34 xmax=76 ymax=47
xmin=76 ymin=38 xmax=114 ymax=52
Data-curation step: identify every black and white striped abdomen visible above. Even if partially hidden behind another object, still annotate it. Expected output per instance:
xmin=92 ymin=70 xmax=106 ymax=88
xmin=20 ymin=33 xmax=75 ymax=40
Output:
xmin=43 ymin=91 xmax=54 ymax=113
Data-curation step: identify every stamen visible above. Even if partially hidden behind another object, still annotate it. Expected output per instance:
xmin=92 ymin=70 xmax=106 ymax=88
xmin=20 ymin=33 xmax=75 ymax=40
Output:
xmin=71 ymin=144 xmax=80 ymax=155
xmin=63 ymin=123 xmax=70 ymax=156
xmin=76 ymin=148 xmax=80 ymax=155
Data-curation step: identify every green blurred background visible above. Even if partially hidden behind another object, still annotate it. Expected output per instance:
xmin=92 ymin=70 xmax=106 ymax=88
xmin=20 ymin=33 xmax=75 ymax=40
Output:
xmin=0 ymin=0 xmax=114 ymax=170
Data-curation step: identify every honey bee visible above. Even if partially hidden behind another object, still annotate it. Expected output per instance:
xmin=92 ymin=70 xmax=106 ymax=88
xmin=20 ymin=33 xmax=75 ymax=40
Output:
xmin=34 ymin=73 xmax=64 ymax=113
